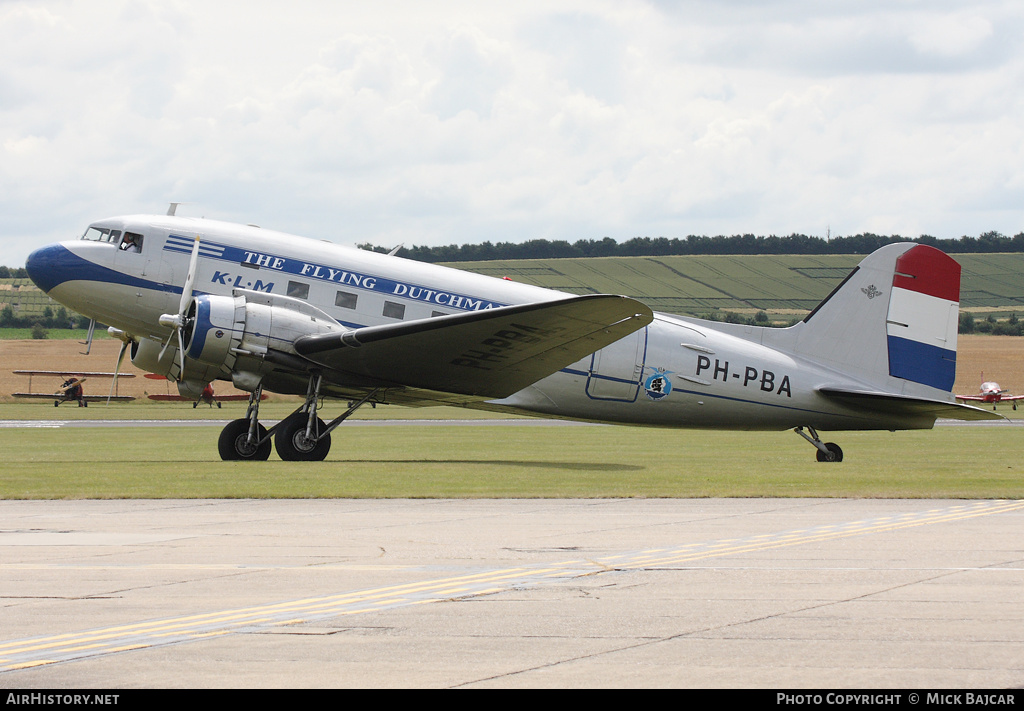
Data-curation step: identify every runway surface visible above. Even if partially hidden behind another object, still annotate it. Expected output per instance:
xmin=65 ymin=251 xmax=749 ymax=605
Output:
xmin=2 ymin=498 xmax=1023 ymax=688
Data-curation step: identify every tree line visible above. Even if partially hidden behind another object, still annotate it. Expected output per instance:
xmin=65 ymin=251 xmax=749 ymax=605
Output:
xmin=4 ymin=231 xmax=1023 ymax=274
xmin=360 ymin=231 xmax=1024 ymax=262
xmin=0 ymin=304 xmax=78 ymax=330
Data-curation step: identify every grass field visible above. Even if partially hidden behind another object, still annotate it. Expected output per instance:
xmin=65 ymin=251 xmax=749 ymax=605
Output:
xmin=1 ymin=422 xmax=1021 ymax=499
xmin=2 ymin=333 xmax=1023 ymax=501
xmin=0 ymin=328 xmax=93 ymax=340
xmin=450 ymin=252 xmax=1024 ymax=315
xmin=2 ymin=286 xmax=1022 ymax=501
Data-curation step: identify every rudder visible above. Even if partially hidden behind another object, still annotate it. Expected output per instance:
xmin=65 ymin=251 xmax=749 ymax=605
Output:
xmin=785 ymin=243 xmax=961 ymax=394
xmin=885 ymin=245 xmax=959 ymax=391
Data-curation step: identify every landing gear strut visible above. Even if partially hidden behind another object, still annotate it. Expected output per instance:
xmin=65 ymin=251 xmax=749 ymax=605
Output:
xmin=218 ymin=384 xmax=272 ymax=460
xmin=216 ymin=375 xmax=381 ymax=461
xmin=273 ymin=374 xmax=331 ymax=461
xmin=794 ymin=426 xmax=843 ymax=462
xmin=272 ymin=377 xmax=381 ymax=461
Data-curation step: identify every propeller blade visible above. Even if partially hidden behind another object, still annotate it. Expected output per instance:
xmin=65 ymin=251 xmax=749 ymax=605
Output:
xmin=178 ymin=235 xmax=201 ymax=317
xmin=176 ymin=322 xmax=187 ymax=374
xmin=107 ymin=339 xmax=130 ymax=405
xmin=157 ymin=234 xmax=202 ymax=377
xmin=158 ymin=328 xmax=175 ymax=361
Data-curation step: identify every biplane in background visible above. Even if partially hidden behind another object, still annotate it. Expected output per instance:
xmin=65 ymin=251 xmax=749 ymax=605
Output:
xmin=144 ymin=374 xmax=263 ymax=408
xmin=12 ymin=370 xmax=136 ymax=406
xmin=956 ymin=379 xmax=1024 ymax=411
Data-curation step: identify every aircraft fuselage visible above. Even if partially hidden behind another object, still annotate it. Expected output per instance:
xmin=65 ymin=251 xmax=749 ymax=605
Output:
xmin=27 ymin=215 xmax=945 ymax=435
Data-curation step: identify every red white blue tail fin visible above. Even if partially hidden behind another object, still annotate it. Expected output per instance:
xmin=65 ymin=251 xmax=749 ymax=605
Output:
xmin=885 ymin=245 xmax=959 ymax=391
xmin=778 ymin=243 xmax=961 ymax=396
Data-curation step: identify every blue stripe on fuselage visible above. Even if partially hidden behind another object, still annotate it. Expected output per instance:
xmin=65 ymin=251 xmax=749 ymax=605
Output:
xmin=26 ymin=243 xmax=177 ymax=296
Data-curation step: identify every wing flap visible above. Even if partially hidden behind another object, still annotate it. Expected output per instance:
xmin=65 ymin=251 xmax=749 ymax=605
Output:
xmin=294 ymin=295 xmax=653 ymax=398
xmin=819 ymin=387 xmax=1003 ymax=421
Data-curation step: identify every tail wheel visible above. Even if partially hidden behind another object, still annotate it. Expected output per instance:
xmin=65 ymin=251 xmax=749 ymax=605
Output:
xmin=218 ymin=418 xmax=271 ymax=461
xmin=275 ymin=412 xmax=331 ymax=461
xmin=815 ymin=442 xmax=843 ymax=463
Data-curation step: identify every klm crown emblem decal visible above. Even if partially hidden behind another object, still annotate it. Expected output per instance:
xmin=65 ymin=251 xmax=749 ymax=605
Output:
xmin=861 ymin=285 xmax=882 ymax=299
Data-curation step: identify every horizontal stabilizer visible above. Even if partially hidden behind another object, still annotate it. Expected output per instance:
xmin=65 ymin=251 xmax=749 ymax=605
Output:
xmin=818 ymin=387 xmax=1003 ymax=421
xmin=294 ymin=295 xmax=653 ymax=398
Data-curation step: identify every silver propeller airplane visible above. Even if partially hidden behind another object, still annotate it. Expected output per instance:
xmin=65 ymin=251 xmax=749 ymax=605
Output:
xmin=25 ymin=211 xmax=998 ymax=462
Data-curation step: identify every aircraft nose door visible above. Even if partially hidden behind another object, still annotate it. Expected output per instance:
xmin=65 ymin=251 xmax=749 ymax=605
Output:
xmin=585 ymin=327 xmax=647 ymax=401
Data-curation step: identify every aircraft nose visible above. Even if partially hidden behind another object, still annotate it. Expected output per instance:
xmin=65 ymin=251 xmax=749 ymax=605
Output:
xmin=25 ymin=242 xmax=76 ymax=294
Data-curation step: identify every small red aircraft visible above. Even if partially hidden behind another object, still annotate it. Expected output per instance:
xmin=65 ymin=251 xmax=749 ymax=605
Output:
xmin=145 ymin=374 xmax=260 ymax=408
xmin=956 ymin=380 xmax=1024 ymax=410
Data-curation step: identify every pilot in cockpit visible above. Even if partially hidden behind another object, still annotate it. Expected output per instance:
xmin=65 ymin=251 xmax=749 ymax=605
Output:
xmin=119 ymin=232 xmax=142 ymax=253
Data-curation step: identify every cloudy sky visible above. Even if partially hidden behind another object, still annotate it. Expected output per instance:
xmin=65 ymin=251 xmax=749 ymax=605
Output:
xmin=2 ymin=0 xmax=1023 ymax=267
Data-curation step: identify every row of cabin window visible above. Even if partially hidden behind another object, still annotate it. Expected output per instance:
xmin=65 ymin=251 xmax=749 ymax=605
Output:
xmin=286 ymin=280 xmax=447 ymax=321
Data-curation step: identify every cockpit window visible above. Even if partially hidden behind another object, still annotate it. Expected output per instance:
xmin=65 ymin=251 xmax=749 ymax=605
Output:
xmin=119 ymin=231 xmax=144 ymax=253
xmin=81 ymin=226 xmax=122 ymax=243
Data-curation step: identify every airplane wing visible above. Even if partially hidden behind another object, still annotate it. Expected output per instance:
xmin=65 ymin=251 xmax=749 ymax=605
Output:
xmin=955 ymin=395 xmax=984 ymax=402
xmin=294 ymin=294 xmax=654 ymax=399
xmin=11 ymin=393 xmax=135 ymax=402
xmin=14 ymin=370 xmax=136 ymax=378
xmin=147 ymin=394 xmax=257 ymax=402
xmin=819 ymin=387 xmax=1003 ymax=421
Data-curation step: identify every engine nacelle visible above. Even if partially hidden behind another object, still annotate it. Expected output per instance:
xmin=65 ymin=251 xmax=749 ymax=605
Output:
xmin=130 ymin=336 xmax=225 ymax=385
xmin=130 ymin=337 xmax=177 ymax=376
xmin=182 ymin=290 xmax=345 ymax=373
xmin=182 ymin=295 xmax=245 ymax=372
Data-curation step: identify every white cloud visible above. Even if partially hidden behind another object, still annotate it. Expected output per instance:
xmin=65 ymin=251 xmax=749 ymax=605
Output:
xmin=908 ymin=13 xmax=993 ymax=57
xmin=3 ymin=0 xmax=1024 ymax=267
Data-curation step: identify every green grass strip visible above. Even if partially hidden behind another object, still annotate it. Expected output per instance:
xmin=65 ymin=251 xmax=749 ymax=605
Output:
xmin=1 ymin=425 xmax=1021 ymax=499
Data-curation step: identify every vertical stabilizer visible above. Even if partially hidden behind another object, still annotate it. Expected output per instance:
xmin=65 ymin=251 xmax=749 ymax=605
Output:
xmin=885 ymin=246 xmax=959 ymax=391
xmin=787 ymin=243 xmax=961 ymax=394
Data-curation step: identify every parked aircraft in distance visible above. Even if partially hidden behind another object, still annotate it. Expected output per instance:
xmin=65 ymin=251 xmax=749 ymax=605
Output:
xmin=145 ymin=374 xmax=264 ymax=408
xmin=25 ymin=211 xmax=999 ymax=462
xmin=956 ymin=380 xmax=1023 ymax=410
xmin=12 ymin=370 xmax=135 ymax=406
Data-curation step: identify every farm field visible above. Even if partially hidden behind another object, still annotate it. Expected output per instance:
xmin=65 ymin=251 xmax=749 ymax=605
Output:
xmin=449 ymin=252 xmax=1024 ymax=317
xmin=2 ymin=334 xmax=1022 ymax=410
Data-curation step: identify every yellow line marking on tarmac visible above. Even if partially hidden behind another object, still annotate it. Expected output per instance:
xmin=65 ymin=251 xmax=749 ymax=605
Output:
xmin=3 ymin=500 xmax=1021 ymax=673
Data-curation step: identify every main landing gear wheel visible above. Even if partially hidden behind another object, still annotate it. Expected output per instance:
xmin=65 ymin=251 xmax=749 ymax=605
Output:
xmin=815 ymin=442 xmax=843 ymax=463
xmin=218 ymin=418 xmax=271 ymax=461
xmin=275 ymin=412 xmax=331 ymax=461
xmin=794 ymin=426 xmax=844 ymax=463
